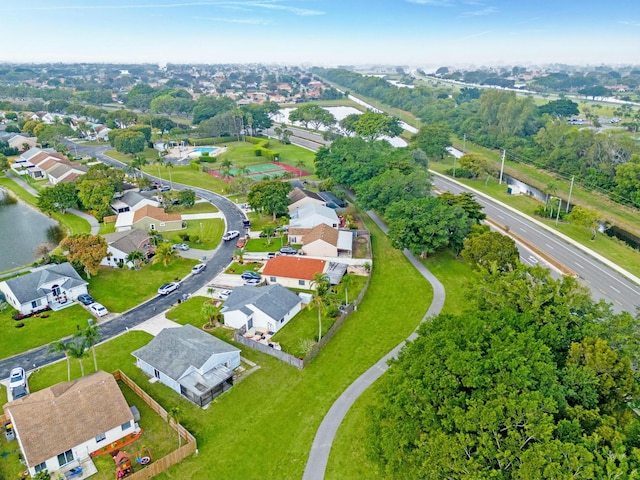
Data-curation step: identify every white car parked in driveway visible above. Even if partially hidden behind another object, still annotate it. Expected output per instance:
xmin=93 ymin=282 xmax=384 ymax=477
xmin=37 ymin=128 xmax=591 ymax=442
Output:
xmin=9 ymin=367 xmax=26 ymax=389
xmin=89 ymin=303 xmax=109 ymax=317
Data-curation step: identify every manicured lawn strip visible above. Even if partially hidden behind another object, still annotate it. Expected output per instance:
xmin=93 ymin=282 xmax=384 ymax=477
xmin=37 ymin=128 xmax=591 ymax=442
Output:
xmin=88 ymin=259 xmax=197 ymax=312
xmin=144 ymin=164 xmax=226 ymax=193
xmin=326 ymin=250 xmax=479 ymax=478
xmin=169 ymin=201 xmax=219 ymax=214
xmin=243 ymin=237 xmax=285 ymax=252
xmin=104 ymin=148 xmax=160 ymax=165
xmin=246 ymin=211 xmax=288 ymax=231
xmin=165 ymin=296 xmax=210 ymax=327
xmin=431 ymin=160 xmax=640 ymax=278
xmin=166 ymin=218 xmax=224 ymax=250
xmin=99 ymin=221 xmax=116 ymax=234
xmin=0 ymin=304 xmax=91 ymax=360
xmin=224 ymin=261 xmax=264 ymax=275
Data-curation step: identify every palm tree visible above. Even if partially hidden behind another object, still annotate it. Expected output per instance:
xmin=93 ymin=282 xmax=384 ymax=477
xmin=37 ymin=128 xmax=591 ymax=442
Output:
xmin=81 ymin=325 xmax=102 ymax=372
xmin=155 ymin=157 xmax=164 ymax=181
xmin=167 ymin=406 xmax=183 ymax=447
xmin=164 ymin=160 xmax=174 ymax=189
xmin=126 ymin=250 xmax=145 ymax=270
xmin=295 ymin=159 xmax=305 ymax=177
xmin=201 ymin=301 xmax=223 ymax=328
xmin=67 ymin=339 xmax=88 ymax=377
xmin=234 ymin=248 xmax=244 ymax=264
xmin=262 ymin=225 xmax=275 ymax=246
xmin=132 ymin=155 xmax=148 ymax=179
xmin=49 ymin=339 xmax=72 ymax=382
xmin=341 ymin=274 xmax=355 ymax=306
xmin=309 ymin=273 xmax=331 ymax=342
xmin=153 ymin=243 xmax=175 ymax=267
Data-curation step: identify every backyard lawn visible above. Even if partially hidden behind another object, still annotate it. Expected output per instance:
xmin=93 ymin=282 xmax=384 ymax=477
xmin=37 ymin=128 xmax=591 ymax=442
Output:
xmin=169 ymin=201 xmax=219 ymax=214
xmin=88 ymin=258 xmax=197 ymax=312
xmin=0 ymin=304 xmax=93 ymax=360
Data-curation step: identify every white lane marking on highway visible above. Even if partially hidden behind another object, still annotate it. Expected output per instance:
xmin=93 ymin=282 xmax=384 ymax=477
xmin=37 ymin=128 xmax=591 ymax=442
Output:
xmin=575 ymin=263 xmax=584 ymax=269
xmin=520 ymin=228 xmax=527 ymax=233
xmin=545 ymin=243 xmax=554 ymax=249
xmin=610 ymin=286 xmax=620 ymax=294
xmin=498 ymin=214 xmax=504 ymax=219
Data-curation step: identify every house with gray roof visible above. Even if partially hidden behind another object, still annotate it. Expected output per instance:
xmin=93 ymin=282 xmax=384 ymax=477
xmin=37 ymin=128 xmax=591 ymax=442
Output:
xmin=110 ymin=191 xmax=159 ymax=214
xmin=132 ymin=325 xmax=240 ymax=407
xmin=221 ymin=284 xmax=302 ymax=333
xmin=101 ymin=229 xmax=155 ymax=268
xmin=0 ymin=263 xmax=88 ymax=315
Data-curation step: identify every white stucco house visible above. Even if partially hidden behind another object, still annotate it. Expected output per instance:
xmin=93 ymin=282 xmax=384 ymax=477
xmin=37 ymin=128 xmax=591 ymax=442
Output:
xmin=289 ymin=203 xmax=340 ymax=229
xmin=288 ymin=224 xmax=353 ymax=258
xmin=101 ymin=229 xmax=155 ymax=268
xmin=0 ymin=263 xmax=88 ymax=315
xmin=3 ymin=371 xmax=136 ymax=478
xmin=287 ymin=187 xmax=327 ymax=213
xmin=132 ymin=325 xmax=241 ymax=407
xmin=221 ymin=284 xmax=302 ymax=333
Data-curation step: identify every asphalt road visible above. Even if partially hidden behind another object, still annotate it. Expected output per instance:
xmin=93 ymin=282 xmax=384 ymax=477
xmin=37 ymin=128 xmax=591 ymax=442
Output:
xmin=0 ymin=141 xmax=246 ymax=379
xmin=433 ymin=175 xmax=640 ymax=313
xmin=265 ymin=125 xmax=328 ymax=151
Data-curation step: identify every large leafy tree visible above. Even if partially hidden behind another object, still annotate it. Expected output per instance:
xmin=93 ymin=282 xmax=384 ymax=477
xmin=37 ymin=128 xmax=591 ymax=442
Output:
xmin=37 ymin=182 xmax=79 ymax=214
xmin=538 ymin=98 xmax=580 ymax=118
xmin=439 ymin=191 xmax=486 ymax=223
xmin=368 ymin=266 xmax=640 ymax=478
xmin=288 ymin=104 xmax=336 ymax=130
xmin=386 ymin=197 xmax=473 ymax=257
xmin=356 ymin=168 xmax=431 ymax=215
xmin=247 ymin=180 xmax=292 ymax=221
xmin=192 ymin=96 xmax=236 ymax=124
xmin=351 ymin=111 xmax=402 ymax=140
xmin=412 ymin=122 xmax=451 ymax=159
xmin=567 ymin=205 xmax=601 ymax=241
xmin=76 ymin=164 xmax=124 ymax=221
xmin=461 ymin=230 xmax=519 ymax=272
xmin=61 ymin=234 xmax=108 ymax=278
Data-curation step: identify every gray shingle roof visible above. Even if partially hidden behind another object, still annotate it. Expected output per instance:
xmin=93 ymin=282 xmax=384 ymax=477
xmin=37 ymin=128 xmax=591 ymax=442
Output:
xmin=222 ymin=284 xmax=301 ymax=321
xmin=132 ymin=325 xmax=239 ymax=381
xmin=2 ymin=262 xmax=87 ymax=304
xmin=104 ymin=229 xmax=151 ymax=255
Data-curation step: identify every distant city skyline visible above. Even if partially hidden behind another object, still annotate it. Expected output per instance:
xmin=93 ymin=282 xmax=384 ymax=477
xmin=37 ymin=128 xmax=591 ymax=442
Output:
xmin=3 ymin=0 xmax=640 ymax=68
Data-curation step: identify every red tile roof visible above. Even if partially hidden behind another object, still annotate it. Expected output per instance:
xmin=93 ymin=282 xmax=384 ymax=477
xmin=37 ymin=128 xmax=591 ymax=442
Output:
xmin=263 ymin=256 xmax=326 ymax=281
xmin=133 ymin=205 xmax=181 ymax=223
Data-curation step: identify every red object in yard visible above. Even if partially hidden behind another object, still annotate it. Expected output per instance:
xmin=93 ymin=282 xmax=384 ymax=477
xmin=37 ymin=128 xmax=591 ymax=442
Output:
xmin=236 ymin=236 xmax=247 ymax=248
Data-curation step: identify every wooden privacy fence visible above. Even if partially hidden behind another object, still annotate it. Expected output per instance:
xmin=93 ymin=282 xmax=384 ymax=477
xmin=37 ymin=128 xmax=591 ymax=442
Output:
xmin=111 ymin=370 xmax=197 ymax=479
xmin=233 ymin=330 xmax=304 ymax=369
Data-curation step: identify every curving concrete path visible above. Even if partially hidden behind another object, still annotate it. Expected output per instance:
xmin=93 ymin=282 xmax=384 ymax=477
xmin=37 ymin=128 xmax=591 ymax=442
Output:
xmin=303 ymin=209 xmax=446 ymax=480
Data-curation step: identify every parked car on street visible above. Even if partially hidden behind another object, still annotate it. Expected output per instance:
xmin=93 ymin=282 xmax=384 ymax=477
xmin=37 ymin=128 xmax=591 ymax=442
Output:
xmin=9 ymin=367 xmax=26 ymax=388
xmin=242 ymin=219 xmax=251 ymax=229
xmin=236 ymin=236 xmax=247 ymax=248
xmin=159 ymin=185 xmax=171 ymax=192
xmin=241 ymin=271 xmax=261 ymax=280
xmin=158 ymin=282 xmax=180 ymax=295
xmin=191 ymin=264 xmax=206 ymax=275
xmin=222 ymin=230 xmax=240 ymax=241
xmin=89 ymin=303 xmax=109 ymax=317
xmin=172 ymin=243 xmax=190 ymax=251
xmin=267 ymin=252 xmax=277 ymax=259
xmin=279 ymin=246 xmax=298 ymax=255
xmin=77 ymin=293 xmax=95 ymax=306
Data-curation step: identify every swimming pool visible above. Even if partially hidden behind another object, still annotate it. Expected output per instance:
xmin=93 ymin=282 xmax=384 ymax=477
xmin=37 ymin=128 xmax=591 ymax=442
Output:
xmin=193 ymin=147 xmax=218 ymax=154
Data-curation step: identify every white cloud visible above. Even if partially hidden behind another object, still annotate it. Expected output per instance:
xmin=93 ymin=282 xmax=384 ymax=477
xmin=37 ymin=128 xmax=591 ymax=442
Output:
xmin=619 ymin=20 xmax=640 ymax=27
xmin=457 ymin=30 xmax=492 ymax=41
xmin=196 ymin=15 xmax=270 ymax=24
xmin=406 ymin=0 xmax=455 ymax=6
xmin=461 ymin=6 xmax=498 ymax=16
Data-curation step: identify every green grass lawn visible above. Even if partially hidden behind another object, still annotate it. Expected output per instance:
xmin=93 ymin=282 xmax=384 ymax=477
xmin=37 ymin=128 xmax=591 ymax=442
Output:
xmin=224 ymin=261 xmax=264 ymax=275
xmin=88 ymin=258 xmax=197 ymax=312
xmin=246 ymin=211 xmax=288 ymax=231
xmin=105 ymin=147 xmax=160 ymax=165
xmin=243 ymin=237 xmax=284 ymax=252
xmin=165 ymin=218 xmax=224 ymax=250
xmin=99 ymin=221 xmax=116 ymax=235
xmin=168 ymin=201 xmax=219 ymax=214
xmin=0 ymin=304 xmax=93 ymax=360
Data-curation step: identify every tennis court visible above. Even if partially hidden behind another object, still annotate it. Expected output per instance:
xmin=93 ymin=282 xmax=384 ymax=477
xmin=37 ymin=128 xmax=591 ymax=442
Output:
xmin=206 ymin=162 xmax=310 ymax=181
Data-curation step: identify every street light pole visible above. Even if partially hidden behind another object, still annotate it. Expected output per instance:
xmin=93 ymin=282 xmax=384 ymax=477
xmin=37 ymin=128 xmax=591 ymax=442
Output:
xmin=566 ymin=176 xmax=574 ymax=213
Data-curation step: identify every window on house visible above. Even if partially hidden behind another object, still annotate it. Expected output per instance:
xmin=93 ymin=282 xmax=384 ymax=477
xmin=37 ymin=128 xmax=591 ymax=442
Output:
xmin=153 ymin=368 xmax=160 ymax=379
xmin=150 ymin=224 xmax=156 ymax=230
xmin=35 ymin=462 xmax=47 ymax=473
xmin=57 ymin=449 xmax=74 ymax=467
xmin=52 ymin=285 xmax=61 ymax=296
xmin=121 ymin=421 xmax=132 ymax=431
xmin=270 ymin=277 xmax=276 ymax=282
xmin=31 ymin=299 xmax=41 ymax=309
xmin=95 ymin=433 xmax=106 ymax=443
xmin=280 ymin=317 xmax=285 ymax=323
xmin=298 ymin=280 xmax=305 ymax=286
xmin=160 ymin=222 xmax=166 ymax=227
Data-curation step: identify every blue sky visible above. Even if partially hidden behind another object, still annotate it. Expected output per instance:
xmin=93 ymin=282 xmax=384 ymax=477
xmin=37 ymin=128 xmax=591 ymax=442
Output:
xmin=3 ymin=0 xmax=640 ymax=67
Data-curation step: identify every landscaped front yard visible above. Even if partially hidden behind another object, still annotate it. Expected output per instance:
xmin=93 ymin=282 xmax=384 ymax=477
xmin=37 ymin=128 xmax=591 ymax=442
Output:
xmin=0 ymin=304 xmax=93 ymax=360
xmin=164 ymin=218 xmax=224 ymax=250
xmin=88 ymin=258 xmax=197 ymax=312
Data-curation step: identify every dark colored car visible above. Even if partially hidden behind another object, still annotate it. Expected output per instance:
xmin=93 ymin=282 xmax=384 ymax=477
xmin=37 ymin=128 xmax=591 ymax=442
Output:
xmin=241 ymin=271 xmax=261 ymax=280
xmin=242 ymin=219 xmax=251 ymax=229
xmin=279 ymin=246 xmax=298 ymax=255
xmin=77 ymin=294 xmax=95 ymax=306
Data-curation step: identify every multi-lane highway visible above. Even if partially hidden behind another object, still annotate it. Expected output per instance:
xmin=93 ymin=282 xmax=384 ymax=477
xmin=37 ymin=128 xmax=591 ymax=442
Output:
xmin=433 ymin=174 xmax=640 ymax=313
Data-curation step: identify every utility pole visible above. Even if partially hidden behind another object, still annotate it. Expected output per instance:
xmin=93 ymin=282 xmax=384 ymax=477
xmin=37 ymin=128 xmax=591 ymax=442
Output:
xmin=463 ymin=133 xmax=466 ymax=151
xmin=499 ymin=149 xmax=506 ymax=185
xmin=555 ymin=198 xmax=562 ymax=226
xmin=452 ymin=155 xmax=457 ymax=178
xmin=566 ymin=176 xmax=574 ymax=213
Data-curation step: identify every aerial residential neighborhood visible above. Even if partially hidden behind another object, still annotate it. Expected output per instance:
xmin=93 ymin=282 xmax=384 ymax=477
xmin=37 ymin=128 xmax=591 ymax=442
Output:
xmin=1 ymin=0 xmax=640 ymax=479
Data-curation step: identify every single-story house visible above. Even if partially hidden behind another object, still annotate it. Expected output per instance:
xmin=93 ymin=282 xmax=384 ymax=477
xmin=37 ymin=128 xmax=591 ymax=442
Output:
xmin=289 ymin=203 xmax=340 ymax=229
xmin=292 ymin=224 xmax=353 ymax=258
xmin=3 ymin=371 xmax=136 ymax=478
xmin=111 ymin=191 xmax=159 ymax=214
xmin=132 ymin=325 xmax=241 ymax=407
xmin=262 ymin=256 xmax=327 ymax=289
xmin=46 ymin=162 xmax=88 ymax=184
xmin=115 ymin=205 xmax=183 ymax=233
xmin=101 ymin=229 xmax=155 ymax=268
xmin=317 ymin=191 xmax=347 ymax=209
xmin=287 ymin=187 xmax=326 ymax=213
xmin=7 ymin=134 xmax=37 ymax=152
xmin=0 ymin=262 xmax=88 ymax=315
xmin=221 ymin=284 xmax=302 ymax=333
